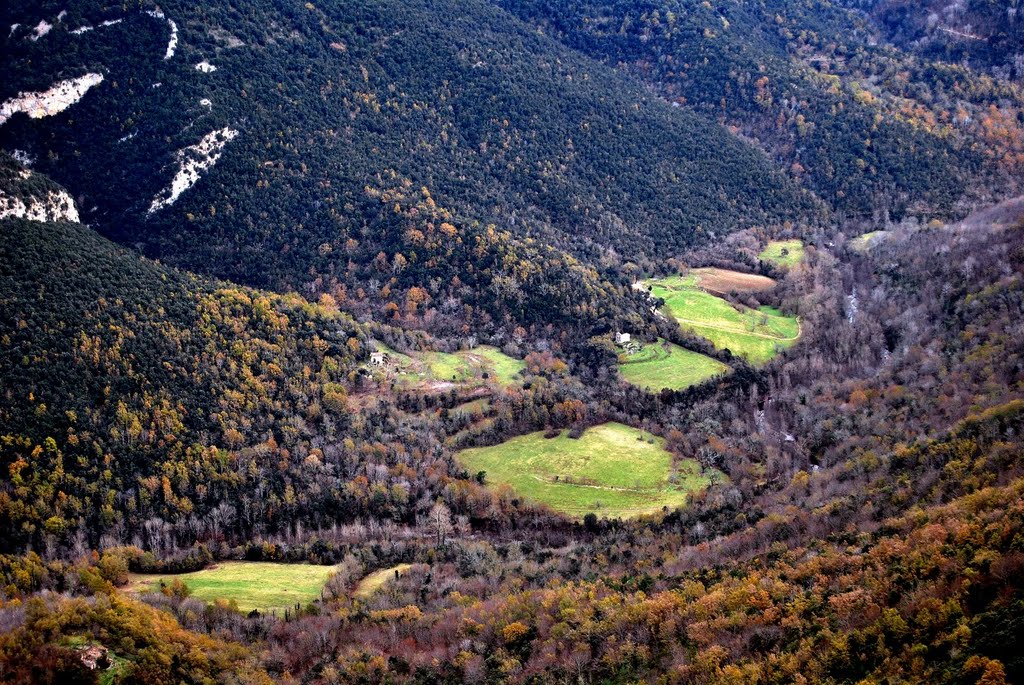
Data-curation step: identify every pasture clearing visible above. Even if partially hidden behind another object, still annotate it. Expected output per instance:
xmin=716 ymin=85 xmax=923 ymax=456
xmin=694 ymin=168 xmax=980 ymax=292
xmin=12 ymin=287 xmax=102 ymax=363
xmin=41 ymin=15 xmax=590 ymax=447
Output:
xmin=457 ymin=423 xmax=720 ymax=519
xmin=849 ymin=231 xmax=888 ymax=252
xmin=453 ymin=397 xmax=491 ymax=415
xmin=353 ymin=564 xmax=413 ymax=599
xmin=647 ymin=274 xmax=799 ymax=364
xmin=618 ymin=339 xmax=728 ymax=391
xmin=126 ymin=561 xmax=336 ymax=613
xmin=758 ymin=239 xmax=805 ymax=268
xmin=372 ymin=342 xmax=525 ymax=389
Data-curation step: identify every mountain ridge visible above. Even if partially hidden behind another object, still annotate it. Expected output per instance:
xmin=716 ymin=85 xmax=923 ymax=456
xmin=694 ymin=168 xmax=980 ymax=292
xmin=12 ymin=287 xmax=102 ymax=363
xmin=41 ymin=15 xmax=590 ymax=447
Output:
xmin=1 ymin=0 xmax=820 ymax=296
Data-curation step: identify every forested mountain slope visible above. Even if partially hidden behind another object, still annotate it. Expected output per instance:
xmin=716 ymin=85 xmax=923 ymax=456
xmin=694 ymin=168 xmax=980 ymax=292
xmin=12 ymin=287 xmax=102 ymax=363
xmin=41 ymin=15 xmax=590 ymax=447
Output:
xmin=498 ymin=0 xmax=1024 ymax=220
xmin=0 ymin=209 xmax=378 ymax=552
xmin=0 ymin=0 xmax=817 ymax=300
xmin=841 ymin=0 xmax=1024 ymax=80
xmin=0 ymin=163 xmax=606 ymax=559
xmin=3 ymin=2 xmax=1024 ymax=684
xmin=4 ymin=205 xmax=1024 ymax=683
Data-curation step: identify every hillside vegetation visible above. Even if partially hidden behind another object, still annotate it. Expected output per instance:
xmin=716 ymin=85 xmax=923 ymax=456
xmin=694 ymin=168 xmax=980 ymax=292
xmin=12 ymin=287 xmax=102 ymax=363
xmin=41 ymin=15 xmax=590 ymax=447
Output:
xmin=2 ymin=1 xmax=1024 ymax=684
xmin=647 ymin=274 xmax=800 ymax=363
xmin=0 ymin=217 xmax=386 ymax=551
xmin=499 ymin=0 xmax=1024 ymax=218
xmin=0 ymin=0 xmax=817 ymax=324
xmin=841 ymin=0 xmax=1024 ymax=79
xmin=457 ymin=423 xmax=717 ymax=518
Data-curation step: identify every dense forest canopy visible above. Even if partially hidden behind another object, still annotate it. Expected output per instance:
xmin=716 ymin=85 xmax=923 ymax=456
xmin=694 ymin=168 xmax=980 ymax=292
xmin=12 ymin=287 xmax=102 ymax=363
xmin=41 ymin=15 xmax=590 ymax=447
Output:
xmin=839 ymin=0 xmax=1024 ymax=79
xmin=499 ymin=0 xmax=1024 ymax=218
xmin=1 ymin=0 xmax=1024 ymax=683
xmin=0 ymin=0 xmax=817 ymax=294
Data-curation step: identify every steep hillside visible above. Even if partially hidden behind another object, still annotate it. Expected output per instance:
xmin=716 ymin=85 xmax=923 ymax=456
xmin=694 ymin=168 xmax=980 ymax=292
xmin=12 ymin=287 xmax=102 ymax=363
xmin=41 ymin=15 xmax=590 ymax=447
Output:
xmin=0 ymin=0 xmax=818 ymax=300
xmin=3 ymin=4 xmax=1024 ymax=684
xmin=498 ymin=0 xmax=1024 ymax=219
xmin=842 ymin=0 xmax=1024 ymax=80
xmin=0 ymin=166 xmax=608 ymax=557
xmin=0 ymin=209 xmax=386 ymax=551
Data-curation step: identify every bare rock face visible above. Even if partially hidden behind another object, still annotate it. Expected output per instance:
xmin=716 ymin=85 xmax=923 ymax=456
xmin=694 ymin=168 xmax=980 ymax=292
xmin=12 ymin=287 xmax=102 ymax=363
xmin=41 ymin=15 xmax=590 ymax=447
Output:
xmin=148 ymin=128 xmax=239 ymax=214
xmin=0 ymin=152 xmax=81 ymax=223
xmin=0 ymin=188 xmax=80 ymax=223
xmin=145 ymin=9 xmax=178 ymax=59
xmin=0 ymin=74 xmax=104 ymax=128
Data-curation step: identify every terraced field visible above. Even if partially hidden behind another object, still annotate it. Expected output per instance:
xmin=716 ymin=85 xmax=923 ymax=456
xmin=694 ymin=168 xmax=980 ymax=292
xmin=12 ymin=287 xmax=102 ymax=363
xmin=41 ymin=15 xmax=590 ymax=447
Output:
xmin=618 ymin=339 xmax=728 ymax=391
xmin=647 ymin=274 xmax=799 ymax=364
xmin=457 ymin=423 xmax=720 ymax=519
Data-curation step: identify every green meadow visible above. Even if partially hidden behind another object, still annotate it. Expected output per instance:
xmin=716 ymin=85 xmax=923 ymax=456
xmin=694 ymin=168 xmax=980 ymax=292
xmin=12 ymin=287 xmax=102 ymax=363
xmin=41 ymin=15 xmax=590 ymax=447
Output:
xmin=618 ymin=339 xmax=728 ymax=391
xmin=849 ymin=231 xmax=888 ymax=252
xmin=373 ymin=343 xmax=525 ymax=388
xmin=127 ymin=562 xmax=336 ymax=613
xmin=353 ymin=564 xmax=413 ymax=599
xmin=457 ymin=423 xmax=720 ymax=519
xmin=758 ymin=239 xmax=805 ymax=268
xmin=647 ymin=275 xmax=799 ymax=364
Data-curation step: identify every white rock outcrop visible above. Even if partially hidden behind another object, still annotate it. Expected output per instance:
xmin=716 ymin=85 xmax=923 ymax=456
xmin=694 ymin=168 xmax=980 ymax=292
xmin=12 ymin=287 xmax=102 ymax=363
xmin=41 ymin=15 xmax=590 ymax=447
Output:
xmin=11 ymin=150 xmax=35 ymax=167
xmin=29 ymin=20 xmax=52 ymax=41
xmin=0 ymin=74 xmax=105 ymax=127
xmin=195 ymin=61 xmax=217 ymax=73
xmin=71 ymin=19 xmax=123 ymax=35
xmin=146 ymin=9 xmax=178 ymax=59
xmin=165 ymin=19 xmax=178 ymax=58
xmin=148 ymin=127 xmax=239 ymax=214
xmin=0 ymin=189 xmax=80 ymax=223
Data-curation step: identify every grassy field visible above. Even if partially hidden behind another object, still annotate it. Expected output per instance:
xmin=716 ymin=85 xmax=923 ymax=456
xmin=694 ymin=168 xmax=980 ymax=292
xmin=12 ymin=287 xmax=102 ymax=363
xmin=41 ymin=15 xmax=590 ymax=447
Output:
xmin=374 ymin=343 xmax=525 ymax=389
xmin=126 ymin=562 xmax=337 ymax=613
xmin=473 ymin=346 xmax=527 ymax=385
xmin=421 ymin=350 xmax=472 ymax=382
xmin=758 ymin=239 xmax=805 ymax=268
xmin=647 ymin=275 xmax=800 ymax=364
xmin=353 ymin=564 xmax=413 ymax=599
xmin=457 ymin=423 xmax=720 ymax=518
xmin=618 ymin=339 xmax=728 ymax=391
xmin=849 ymin=231 xmax=888 ymax=252
xmin=454 ymin=397 xmax=491 ymax=415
